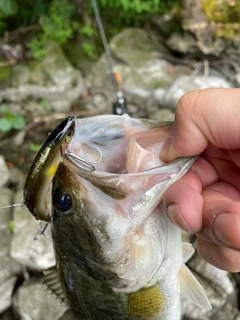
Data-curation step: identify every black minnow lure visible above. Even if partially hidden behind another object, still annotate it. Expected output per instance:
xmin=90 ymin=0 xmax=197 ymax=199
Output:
xmin=23 ymin=117 xmax=75 ymax=222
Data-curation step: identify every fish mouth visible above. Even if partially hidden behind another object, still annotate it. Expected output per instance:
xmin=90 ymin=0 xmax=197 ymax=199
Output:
xmin=62 ymin=115 xmax=173 ymax=175
xmin=57 ymin=115 xmax=197 ymax=292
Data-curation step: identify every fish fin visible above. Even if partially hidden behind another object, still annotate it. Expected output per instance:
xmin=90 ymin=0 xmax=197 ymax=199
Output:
xmin=42 ymin=266 xmax=66 ymax=301
xmin=59 ymin=309 xmax=76 ymax=320
xmin=182 ymin=242 xmax=195 ymax=263
xmin=179 ymin=264 xmax=212 ymax=310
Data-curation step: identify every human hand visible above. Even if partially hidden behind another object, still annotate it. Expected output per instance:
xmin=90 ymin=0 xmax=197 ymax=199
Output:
xmin=160 ymin=88 xmax=240 ymax=272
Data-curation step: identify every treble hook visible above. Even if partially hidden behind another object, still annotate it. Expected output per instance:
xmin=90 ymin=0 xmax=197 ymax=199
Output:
xmin=62 ymin=145 xmax=102 ymax=172
xmin=34 ymin=221 xmax=50 ymax=240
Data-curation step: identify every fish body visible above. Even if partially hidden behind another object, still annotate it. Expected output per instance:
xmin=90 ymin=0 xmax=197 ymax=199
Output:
xmin=49 ymin=115 xmax=211 ymax=320
xmin=23 ymin=117 xmax=75 ymax=221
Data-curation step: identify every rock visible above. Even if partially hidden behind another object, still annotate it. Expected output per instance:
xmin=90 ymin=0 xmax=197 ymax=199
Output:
xmin=0 ymin=156 xmax=9 ymax=188
xmin=0 ymin=41 xmax=86 ymax=112
xmin=10 ymin=64 xmax=30 ymax=87
xmin=202 ymin=0 xmax=240 ymax=43
xmin=167 ymin=32 xmax=199 ymax=55
xmin=235 ymin=71 xmax=240 ymax=86
xmin=151 ymin=11 xmax=182 ymax=39
xmin=88 ymin=28 xmax=192 ymax=117
xmin=109 ymin=28 xmax=176 ymax=93
xmin=0 ymin=58 xmax=12 ymax=89
xmin=50 ymin=100 xmax=73 ymax=113
xmin=62 ymin=33 xmax=100 ymax=75
xmin=0 ymin=277 xmax=18 ymax=314
xmin=7 ymin=165 xmax=24 ymax=192
xmin=162 ymin=75 xmax=233 ymax=110
xmin=183 ymin=253 xmax=238 ymax=319
xmin=181 ymin=0 xmax=216 ymax=55
xmin=181 ymin=233 xmax=239 ymax=319
xmin=171 ymin=0 xmax=240 ymax=60
xmin=0 ymin=188 xmax=22 ymax=314
xmin=38 ymin=41 xmax=78 ymax=87
xmin=10 ymin=192 xmax=55 ymax=270
xmin=13 ymin=278 xmax=68 ymax=320
xmin=149 ymin=108 xmax=175 ymax=122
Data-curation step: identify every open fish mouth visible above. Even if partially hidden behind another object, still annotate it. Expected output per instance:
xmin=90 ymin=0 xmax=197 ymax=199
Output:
xmin=51 ymin=114 xmax=197 ymax=292
xmin=63 ymin=114 xmax=195 ymax=174
xmin=62 ymin=115 xmax=197 ymax=204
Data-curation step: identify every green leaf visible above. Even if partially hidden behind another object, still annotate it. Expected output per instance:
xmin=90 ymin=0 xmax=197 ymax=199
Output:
xmin=0 ymin=104 xmax=9 ymax=113
xmin=5 ymin=112 xmax=15 ymax=124
xmin=81 ymin=25 xmax=94 ymax=37
xmin=12 ymin=115 xmax=26 ymax=130
xmin=0 ymin=0 xmax=18 ymax=16
xmin=0 ymin=118 xmax=12 ymax=132
xmin=8 ymin=220 xmax=15 ymax=233
xmin=39 ymin=100 xmax=51 ymax=110
xmin=30 ymin=143 xmax=42 ymax=152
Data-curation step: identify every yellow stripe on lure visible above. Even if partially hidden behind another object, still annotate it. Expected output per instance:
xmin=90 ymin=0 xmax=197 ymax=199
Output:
xmin=23 ymin=117 xmax=75 ymax=222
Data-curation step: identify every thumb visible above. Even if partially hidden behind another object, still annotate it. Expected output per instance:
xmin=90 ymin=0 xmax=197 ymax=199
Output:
xmin=160 ymin=88 xmax=240 ymax=161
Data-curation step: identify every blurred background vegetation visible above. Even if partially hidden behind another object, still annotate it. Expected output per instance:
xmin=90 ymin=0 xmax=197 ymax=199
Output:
xmin=0 ymin=0 xmax=181 ymax=59
xmin=1 ymin=0 xmax=240 ymax=134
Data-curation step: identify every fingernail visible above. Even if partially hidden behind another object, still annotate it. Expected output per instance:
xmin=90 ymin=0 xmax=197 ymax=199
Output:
xmin=167 ymin=203 xmax=191 ymax=232
xmin=213 ymin=213 xmax=240 ymax=247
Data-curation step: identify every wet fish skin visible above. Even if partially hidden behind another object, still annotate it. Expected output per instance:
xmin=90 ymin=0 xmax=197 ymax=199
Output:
xmin=49 ymin=115 xmax=211 ymax=320
xmin=23 ymin=117 xmax=75 ymax=221
xmin=52 ymin=164 xmax=129 ymax=320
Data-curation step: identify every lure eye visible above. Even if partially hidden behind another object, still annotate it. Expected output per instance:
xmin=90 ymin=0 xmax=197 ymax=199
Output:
xmin=67 ymin=128 xmax=74 ymax=138
xmin=68 ymin=129 xmax=74 ymax=137
xmin=52 ymin=191 xmax=72 ymax=214
xmin=65 ymin=128 xmax=74 ymax=144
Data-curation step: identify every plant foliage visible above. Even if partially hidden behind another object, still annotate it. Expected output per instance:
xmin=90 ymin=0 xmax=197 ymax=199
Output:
xmin=0 ymin=0 xmax=181 ymax=58
xmin=28 ymin=0 xmax=78 ymax=58
xmin=0 ymin=105 xmax=26 ymax=132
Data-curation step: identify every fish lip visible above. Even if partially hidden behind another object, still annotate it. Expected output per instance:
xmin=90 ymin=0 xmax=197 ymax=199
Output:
xmin=64 ymin=155 xmax=198 ymax=178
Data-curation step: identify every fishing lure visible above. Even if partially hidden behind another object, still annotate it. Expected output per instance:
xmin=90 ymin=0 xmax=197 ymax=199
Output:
xmin=23 ymin=117 xmax=75 ymax=222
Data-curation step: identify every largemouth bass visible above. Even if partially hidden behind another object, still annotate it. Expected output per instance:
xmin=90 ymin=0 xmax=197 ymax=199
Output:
xmin=46 ymin=115 xmax=211 ymax=320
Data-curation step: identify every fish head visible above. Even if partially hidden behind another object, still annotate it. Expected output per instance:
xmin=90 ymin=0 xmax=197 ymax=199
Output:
xmin=52 ymin=162 xmax=124 ymax=287
xmin=52 ymin=115 xmax=197 ymax=293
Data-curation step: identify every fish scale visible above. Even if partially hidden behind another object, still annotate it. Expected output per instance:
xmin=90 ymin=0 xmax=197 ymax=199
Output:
xmin=51 ymin=164 xmax=184 ymax=319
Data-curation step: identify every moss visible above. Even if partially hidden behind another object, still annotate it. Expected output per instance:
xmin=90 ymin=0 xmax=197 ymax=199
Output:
xmin=213 ymin=22 xmax=240 ymax=39
xmin=202 ymin=0 xmax=240 ymax=23
xmin=202 ymin=0 xmax=240 ymax=40
xmin=0 ymin=58 xmax=12 ymax=88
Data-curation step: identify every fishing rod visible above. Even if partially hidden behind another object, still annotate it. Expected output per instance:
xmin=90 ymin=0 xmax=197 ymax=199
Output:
xmin=91 ymin=0 xmax=128 ymax=115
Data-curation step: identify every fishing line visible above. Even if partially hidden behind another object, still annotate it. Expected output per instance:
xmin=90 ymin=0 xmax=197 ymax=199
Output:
xmin=91 ymin=0 xmax=128 ymax=115
xmin=1 ymin=202 xmax=25 ymax=209
xmin=91 ymin=0 xmax=119 ymax=93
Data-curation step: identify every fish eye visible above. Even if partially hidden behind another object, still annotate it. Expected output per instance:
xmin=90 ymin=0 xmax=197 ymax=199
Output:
xmin=52 ymin=190 xmax=72 ymax=214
